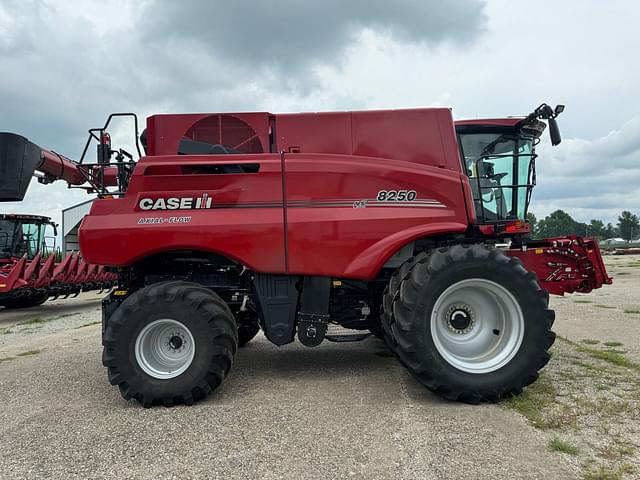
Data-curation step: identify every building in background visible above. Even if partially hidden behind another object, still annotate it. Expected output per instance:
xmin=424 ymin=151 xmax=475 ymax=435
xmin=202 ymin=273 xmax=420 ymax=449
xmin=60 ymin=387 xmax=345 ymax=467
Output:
xmin=62 ymin=200 xmax=94 ymax=254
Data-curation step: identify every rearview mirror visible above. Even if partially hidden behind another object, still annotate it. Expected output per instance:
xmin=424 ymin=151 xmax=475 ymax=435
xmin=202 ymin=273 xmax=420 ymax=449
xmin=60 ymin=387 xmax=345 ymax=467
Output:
xmin=548 ymin=117 xmax=561 ymax=146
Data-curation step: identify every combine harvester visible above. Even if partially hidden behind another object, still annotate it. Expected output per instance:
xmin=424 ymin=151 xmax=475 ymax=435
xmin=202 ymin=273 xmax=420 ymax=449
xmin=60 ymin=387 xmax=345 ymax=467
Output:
xmin=0 ymin=213 xmax=116 ymax=308
xmin=0 ymin=105 xmax=611 ymax=406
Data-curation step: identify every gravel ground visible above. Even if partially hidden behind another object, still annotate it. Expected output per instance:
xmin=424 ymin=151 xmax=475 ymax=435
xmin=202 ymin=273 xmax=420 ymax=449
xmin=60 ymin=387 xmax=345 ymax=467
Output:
xmin=0 ymin=255 xmax=638 ymax=479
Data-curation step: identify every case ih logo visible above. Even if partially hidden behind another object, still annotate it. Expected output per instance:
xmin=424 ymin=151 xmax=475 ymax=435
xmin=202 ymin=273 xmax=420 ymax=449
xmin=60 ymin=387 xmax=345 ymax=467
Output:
xmin=139 ymin=194 xmax=212 ymax=211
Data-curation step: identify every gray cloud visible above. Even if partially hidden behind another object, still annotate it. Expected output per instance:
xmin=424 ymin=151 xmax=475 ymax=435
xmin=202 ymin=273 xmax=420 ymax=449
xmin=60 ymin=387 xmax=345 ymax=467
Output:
xmin=1 ymin=0 xmax=638 ymax=229
xmin=531 ymin=117 xmax=640 ymax=222
xmin=140 ymin=0 xmax=486 ymax=76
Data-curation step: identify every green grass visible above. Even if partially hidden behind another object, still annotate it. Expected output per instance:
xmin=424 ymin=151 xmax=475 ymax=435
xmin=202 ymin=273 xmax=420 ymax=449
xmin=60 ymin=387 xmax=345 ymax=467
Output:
xmin=595 ymin=304 xmax=616 ymax=309
xmin=603 ymin=341 xmax=624 ymax=347
xmin=583 ymin=463 xmax=636 ymax=480
xmin=616 ymin=272 xmax=630 ymax=276
xmin=549 ymin=437 xmax=579 ymax=455
xmin=581 ymin=339 xmax=600 ymax=345
xmin=19 ymin=313 xmax=76 ymax=327
xmin=503 ymin=376 xmax=575 ymax=429
xmin=574 ymin=299 xmax=594 ymax=303
xmin=16 ymin=349 xmax=42 ymax=357
xmin=577 ymin=346 xmax=640 ymax=372
xmin=20 ymin=317 xmax=46 ymax=325
xmin=560 ymin=336 xmax=640 ymax=372
xmin=623 ymin=309 xmax=640 ymax=314
xmin=0 ymin=327 xmax=14 ymax=335
xmin=0 ymin=356 xmax=16 ymax=364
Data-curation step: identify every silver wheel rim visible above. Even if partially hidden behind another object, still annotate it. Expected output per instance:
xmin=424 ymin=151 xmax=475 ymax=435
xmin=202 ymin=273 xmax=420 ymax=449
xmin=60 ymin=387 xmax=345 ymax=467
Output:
xmin=135 ymin=319 xmax=195 ymax=379
xmin=430 ymin=279 xmax=524 ymax=374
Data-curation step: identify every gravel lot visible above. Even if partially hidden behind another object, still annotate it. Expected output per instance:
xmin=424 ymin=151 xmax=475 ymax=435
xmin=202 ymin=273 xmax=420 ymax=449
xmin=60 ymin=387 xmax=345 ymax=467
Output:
xmin=1 ymin=255 xmax=639 ymax=479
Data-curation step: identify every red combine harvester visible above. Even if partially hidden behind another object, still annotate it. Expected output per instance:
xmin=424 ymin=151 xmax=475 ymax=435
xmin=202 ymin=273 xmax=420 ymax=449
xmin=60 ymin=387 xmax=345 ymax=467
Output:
xmin=0 ymin=213 xmax=116 ymax=308
xmin=0 ymin=104 xmax=611 ymax=407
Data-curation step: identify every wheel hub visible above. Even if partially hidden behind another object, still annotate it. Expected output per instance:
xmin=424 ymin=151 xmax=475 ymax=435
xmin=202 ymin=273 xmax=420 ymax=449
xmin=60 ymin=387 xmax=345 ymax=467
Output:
xmin=135 ymin=319 xmax=195 ymax=379
xmin=446 ymin=304 xmax=475 ymax=334
xmin=168 ymin=333 xmax=185 ymax=351
xmin=431 ymin=279 xmax=525 ymax=374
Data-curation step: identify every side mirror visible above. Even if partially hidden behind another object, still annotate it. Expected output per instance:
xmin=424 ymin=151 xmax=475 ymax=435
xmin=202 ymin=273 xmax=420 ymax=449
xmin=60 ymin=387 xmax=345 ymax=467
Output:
xmin=554 ymin=105 xmax=565 ymax=115
xmin=548 ymin=117 xmax=561 ymax=146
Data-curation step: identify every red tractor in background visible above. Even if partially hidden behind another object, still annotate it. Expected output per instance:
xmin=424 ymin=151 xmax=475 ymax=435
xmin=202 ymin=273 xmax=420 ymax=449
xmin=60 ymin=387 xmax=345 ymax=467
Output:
xmin=0 ymin=213 xmax=117 ymax=308
xmin=0 ymin=104 xmax=611 ymax=407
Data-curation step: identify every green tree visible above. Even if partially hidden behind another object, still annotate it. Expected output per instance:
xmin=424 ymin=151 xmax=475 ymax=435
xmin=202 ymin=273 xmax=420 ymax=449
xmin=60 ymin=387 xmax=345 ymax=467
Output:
xmin=604 ymin=222 xmax=617 ymax=239
xmin=586 ymin=219 xmax=606 ymax=239
xmin=617 ymin=211 xmax=640 ymax=242
xmin=526 ymin=212 xmax=538 ymax=238
xmin=537 ymin=210 xmax=580 ymax=238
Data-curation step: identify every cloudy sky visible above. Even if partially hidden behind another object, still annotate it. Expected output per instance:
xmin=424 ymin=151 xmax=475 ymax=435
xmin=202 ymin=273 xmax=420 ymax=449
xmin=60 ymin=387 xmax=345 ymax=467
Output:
xmin=1 ymin=0 xmax=639 ymax=229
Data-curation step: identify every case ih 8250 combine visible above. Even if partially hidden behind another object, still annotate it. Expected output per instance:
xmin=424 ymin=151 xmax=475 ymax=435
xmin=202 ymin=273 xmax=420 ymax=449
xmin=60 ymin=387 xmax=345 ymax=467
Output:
xmin=0 ymin=104 xmax=611 ymax=407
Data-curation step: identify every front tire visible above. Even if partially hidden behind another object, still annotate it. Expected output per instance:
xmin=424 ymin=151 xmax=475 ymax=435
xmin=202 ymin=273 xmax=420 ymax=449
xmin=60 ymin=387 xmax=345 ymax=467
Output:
xmin=102 ymin=281 xmax=237 ymax=407
xmin=381 ymin=244 xmax=555 ymax=403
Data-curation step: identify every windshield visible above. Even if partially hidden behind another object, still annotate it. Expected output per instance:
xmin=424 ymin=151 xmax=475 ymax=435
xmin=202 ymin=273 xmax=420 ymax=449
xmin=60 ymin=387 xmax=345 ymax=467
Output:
xmin=0 ymin=220 xmax=18 ymax=258
xmin=459 ymin=132 xmax=536 ymax=223
xmin=0 ymin=219 xmax=46 ymax=259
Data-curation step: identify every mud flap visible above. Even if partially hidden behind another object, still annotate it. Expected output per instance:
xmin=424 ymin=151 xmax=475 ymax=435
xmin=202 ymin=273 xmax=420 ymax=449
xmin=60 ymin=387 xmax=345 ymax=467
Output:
xmin=252 ymin=274 xmax=299 ymax=346
xmin=0 ymin=133 xmax=42 ymax=201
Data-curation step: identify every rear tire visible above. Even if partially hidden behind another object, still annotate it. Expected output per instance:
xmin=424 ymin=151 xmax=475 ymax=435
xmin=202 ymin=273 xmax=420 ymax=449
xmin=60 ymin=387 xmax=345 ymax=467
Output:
xmin=102 ymin=281 xmax=237 ymax=407
xmin=381 ymin=244 xmax=555 ymax=403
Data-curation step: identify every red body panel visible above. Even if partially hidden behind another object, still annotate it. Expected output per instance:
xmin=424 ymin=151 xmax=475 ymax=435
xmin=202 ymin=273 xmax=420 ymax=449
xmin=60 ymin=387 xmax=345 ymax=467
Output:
xmin=79 ymin=108 xmax=471 ymax=279
xmin=80 ymin=154 xmax=287 ymax=272
xmin=455 ymin=118 xmax=523 ymax=127
xmin=284 ymin=154 xmax=468 ymax=277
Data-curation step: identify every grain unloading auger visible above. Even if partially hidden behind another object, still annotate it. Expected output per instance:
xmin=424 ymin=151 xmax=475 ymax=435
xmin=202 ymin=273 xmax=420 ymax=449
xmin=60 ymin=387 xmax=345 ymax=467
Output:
xmin=0 ymin=105 xmax=611 ymax=406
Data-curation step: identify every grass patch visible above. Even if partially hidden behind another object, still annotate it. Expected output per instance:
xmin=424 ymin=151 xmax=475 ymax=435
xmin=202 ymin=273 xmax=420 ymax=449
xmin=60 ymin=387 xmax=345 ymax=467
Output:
xmin=595 ymin=305 xmax=616 ymax=309
xmin=74 ymin=320 xmax=101 ymax=329
xmin=577 ymin=346 xmax=639 ymax=371
xmin=560 ymin=336 xmax=640 ymax=372
xmin=0 ymin=356 xmax=16 ymax=364
xmin=616 ymin=272 xmax=630 ymax=276
xmin=503 ymin=375 xmax=574 ymax=429
xmin=0 ymin=327 xmax=14 ymax=335
xmin=574 ymin=299 xmax=594 ymax=303
xmin=603 ymin=341 xmax=624 ymax=347
xmin=16 ymin=349 xmax=42 ymax=357
xmin=549 ymin=437 xmax=579 ymax=455
xmin=581 ymin=339 xmax=600 ymax=345
xmin=583 ymin=463 xmax=636 ymax=480
xmin=18 ymin=313 xmax=76 ymax=327
xmin=623 ymin=309 xmax=640 ymax=314
xmin=20 ymin=317 xmax=46 ymax=325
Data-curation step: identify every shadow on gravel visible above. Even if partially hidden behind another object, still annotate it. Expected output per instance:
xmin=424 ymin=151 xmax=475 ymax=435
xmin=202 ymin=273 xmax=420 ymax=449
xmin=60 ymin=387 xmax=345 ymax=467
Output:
xmin=0 ymin=296 xmax=103 ymax=325
xmin=221 ymin=336 xmax=443 ymax=406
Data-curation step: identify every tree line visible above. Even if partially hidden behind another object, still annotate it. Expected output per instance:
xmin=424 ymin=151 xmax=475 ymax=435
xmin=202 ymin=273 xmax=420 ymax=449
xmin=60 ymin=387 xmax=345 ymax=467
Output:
xmin=526 ymin=210 xmax=640 ymax=242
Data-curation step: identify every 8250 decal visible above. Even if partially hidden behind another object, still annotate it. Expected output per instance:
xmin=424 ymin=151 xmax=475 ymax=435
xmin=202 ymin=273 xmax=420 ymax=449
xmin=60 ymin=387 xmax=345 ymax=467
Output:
xmin=376 ymin=190 xmax=417 ymax=201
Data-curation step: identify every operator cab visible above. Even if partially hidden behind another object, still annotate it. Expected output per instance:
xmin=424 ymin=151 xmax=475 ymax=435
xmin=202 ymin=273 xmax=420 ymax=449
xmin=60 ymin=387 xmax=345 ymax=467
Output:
xmin=0 ymin=214 xmax=57 ymax=260
xmin=455 ymin=103 xmax=564 ymax=230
